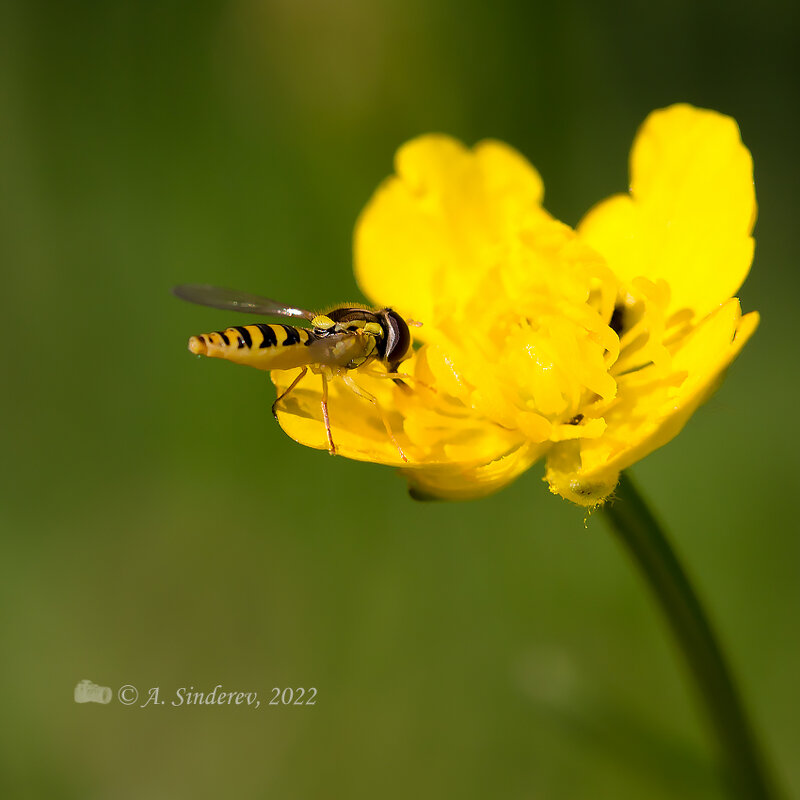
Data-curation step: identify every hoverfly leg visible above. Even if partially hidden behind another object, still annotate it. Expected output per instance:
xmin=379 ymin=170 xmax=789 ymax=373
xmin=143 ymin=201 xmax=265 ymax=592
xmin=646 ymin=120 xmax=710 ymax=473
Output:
xmin=392 ymin=373 xmax=436 ymax=393
xmin=362 ymin=367 xmax=436 ymax=395
xmin=341 ymin=375 xmax=408 ymax=463
xmin=391 ymin=377 xmax=413 ymax=394
xmin=320 ymin=373 xmax=336 ymax=456
xmin=272 ymin=367 xmax=308 ymax=419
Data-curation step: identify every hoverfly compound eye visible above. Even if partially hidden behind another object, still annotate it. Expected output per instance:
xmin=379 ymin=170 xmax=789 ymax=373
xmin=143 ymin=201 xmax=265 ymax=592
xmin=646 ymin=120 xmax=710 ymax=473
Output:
xmin=382 ymin=310 xmax=412 ymax=370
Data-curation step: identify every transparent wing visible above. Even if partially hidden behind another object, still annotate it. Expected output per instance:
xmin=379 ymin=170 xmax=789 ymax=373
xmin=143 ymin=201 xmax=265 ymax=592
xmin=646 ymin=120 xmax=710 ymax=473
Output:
xmin=172 ymin=284 xmax=315 ymax=321
xmin=304 ymin=331 xmax=374 ymax=368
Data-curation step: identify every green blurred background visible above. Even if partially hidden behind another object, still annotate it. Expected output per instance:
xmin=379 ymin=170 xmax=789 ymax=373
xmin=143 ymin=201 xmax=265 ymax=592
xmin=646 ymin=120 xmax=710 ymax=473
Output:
xmin=2 ymin=1 xmax=798 ymax=797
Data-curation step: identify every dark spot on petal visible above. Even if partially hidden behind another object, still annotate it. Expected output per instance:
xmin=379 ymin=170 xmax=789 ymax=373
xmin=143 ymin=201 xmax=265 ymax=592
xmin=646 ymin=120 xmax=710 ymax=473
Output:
xmin=609 ymin=305 xmax=626 ymax=335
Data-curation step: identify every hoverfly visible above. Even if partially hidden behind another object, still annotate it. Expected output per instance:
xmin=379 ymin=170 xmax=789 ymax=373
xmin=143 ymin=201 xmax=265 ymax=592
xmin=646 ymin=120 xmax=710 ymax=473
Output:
xmin=173 ymin=284 xmax=415 ymax=461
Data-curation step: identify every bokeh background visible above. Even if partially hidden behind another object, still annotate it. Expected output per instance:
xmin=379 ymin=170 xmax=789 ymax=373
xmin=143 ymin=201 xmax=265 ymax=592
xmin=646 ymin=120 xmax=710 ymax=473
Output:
xmin=2 ymin=1 xmax=798 ymax=797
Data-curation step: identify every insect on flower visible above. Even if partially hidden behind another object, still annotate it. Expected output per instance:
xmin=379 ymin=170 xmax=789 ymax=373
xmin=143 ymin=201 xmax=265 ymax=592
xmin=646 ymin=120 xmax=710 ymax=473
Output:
xmin=172 ymin=284 xmax=415 ymax=460
xmin=172 ymin=105 xmax=758 ymax=505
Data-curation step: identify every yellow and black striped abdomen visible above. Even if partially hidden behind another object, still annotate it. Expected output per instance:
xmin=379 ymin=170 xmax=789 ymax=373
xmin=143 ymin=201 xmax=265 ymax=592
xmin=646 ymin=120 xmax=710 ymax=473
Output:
xmin=188 ymin=323 xmax=317 ymax=371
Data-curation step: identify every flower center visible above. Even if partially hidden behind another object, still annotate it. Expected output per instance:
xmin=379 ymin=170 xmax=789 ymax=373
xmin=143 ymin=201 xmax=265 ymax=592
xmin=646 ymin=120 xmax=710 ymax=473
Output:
xmin=418 ymin=219 xmax=622 ymax=442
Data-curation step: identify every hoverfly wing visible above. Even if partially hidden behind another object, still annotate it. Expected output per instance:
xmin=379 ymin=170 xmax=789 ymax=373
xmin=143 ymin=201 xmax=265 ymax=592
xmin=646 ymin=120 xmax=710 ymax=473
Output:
xmin=172 ymin=284 xmax=315 ymax=321
xmin=304 ymin=330 xmax=375 ymax=368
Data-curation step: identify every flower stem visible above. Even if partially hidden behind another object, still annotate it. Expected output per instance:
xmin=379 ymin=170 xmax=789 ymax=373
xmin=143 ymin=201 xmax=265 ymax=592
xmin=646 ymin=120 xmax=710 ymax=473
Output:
xmin=600 ymin=472 xmax=777 ymax=799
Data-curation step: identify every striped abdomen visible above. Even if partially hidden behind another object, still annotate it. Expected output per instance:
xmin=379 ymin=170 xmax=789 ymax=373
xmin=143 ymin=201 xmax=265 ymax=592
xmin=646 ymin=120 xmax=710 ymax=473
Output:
xmin=188 ymin=324 xmax=318 ymax=371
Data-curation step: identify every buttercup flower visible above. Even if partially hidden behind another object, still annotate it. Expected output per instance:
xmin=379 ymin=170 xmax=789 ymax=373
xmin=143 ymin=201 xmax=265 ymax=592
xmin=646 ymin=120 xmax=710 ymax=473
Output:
xmin=272 ymin=104 xmax=758 ymax=505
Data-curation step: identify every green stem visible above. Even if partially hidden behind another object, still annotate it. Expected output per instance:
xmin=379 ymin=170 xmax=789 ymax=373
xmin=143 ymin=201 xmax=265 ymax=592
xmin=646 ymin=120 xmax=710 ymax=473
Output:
xmin=601 ymin=472 xmax=777 ymax=799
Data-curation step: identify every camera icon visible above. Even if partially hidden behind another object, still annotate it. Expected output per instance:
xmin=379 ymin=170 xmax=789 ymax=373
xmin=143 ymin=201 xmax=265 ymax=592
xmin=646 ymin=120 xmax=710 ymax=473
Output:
xmin=74 ymin=679 xmax=112 ymax=704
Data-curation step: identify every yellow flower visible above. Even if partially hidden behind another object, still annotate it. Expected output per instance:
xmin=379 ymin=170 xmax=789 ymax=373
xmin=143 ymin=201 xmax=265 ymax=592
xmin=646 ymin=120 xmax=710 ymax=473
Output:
xmin=272 ymin=104 xmax=758 ymax=505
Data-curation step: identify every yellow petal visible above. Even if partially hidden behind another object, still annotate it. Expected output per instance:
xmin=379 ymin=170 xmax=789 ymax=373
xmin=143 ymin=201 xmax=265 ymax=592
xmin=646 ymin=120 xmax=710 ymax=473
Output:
xmin=354 ymin=135 xmax=547 ymax=325
xmin=271 ymin=368 xmax=412 ymax=466
xmin=271 ymin=362 xmax=527 ymax=469
xmin=543 ymin=441 xmax=620 ymax=508
xmin=404 ymin=441 xmax=545 ymax=501
xmin=545 ymin=300 xmax=759 ymax=503
xmin=578 ymin=104 xmax=756 ymax=317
